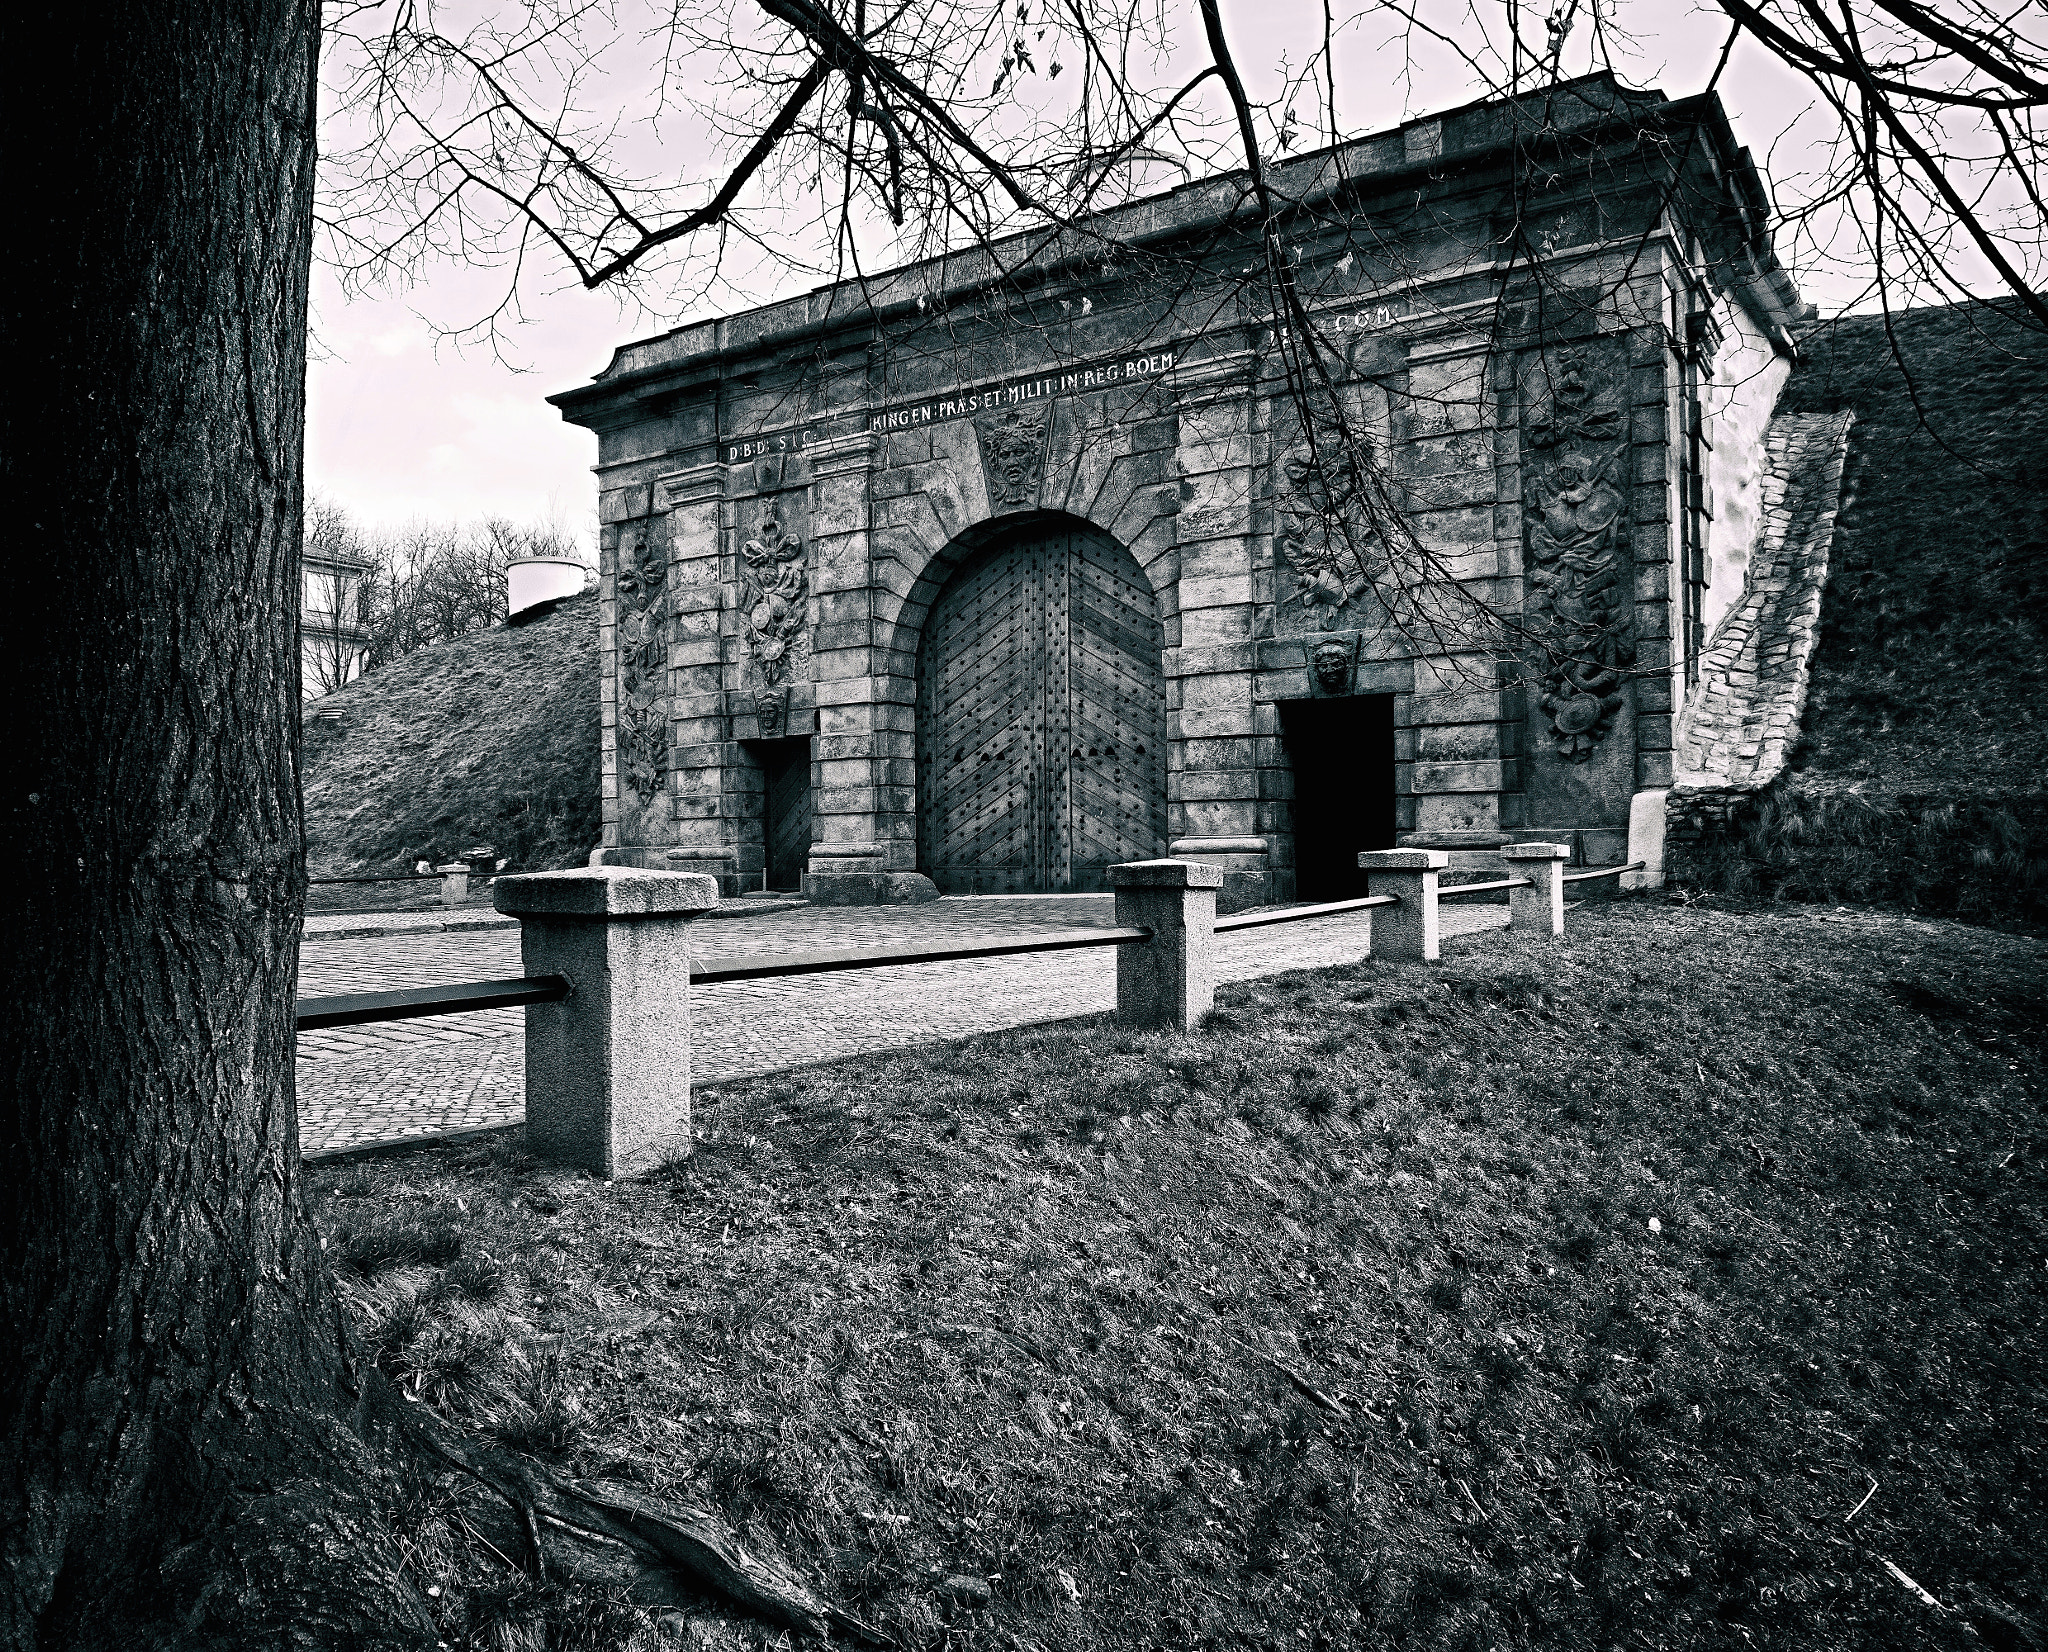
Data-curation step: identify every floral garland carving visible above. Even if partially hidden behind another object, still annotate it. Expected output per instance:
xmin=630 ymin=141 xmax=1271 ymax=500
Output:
xmin=740 ymin=509 xmax=806 ymax=685
xmin=1524 ymin=349 xmax=1635 ymax=761
xmin=614 ymin=530 xmax=669 ymax=807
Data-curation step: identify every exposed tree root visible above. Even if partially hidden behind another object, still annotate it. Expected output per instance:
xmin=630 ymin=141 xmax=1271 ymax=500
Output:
xmin=368 ymin=1375 xmax=892 ymax=1646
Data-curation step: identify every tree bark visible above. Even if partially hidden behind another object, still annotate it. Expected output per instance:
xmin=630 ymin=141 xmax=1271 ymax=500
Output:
xmin=0 ymin=5 xmax=429 ymax=1644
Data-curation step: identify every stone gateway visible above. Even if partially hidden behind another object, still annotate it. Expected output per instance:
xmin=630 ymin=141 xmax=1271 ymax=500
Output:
xmin=550 ymin=75 xmax=1809 ymax=907
xmin=916 ymin=521 xmax=1167 ymax=894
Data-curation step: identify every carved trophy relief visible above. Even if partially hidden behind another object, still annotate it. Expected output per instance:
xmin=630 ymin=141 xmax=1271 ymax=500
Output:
xmin=975 ymin=405 xmax=1049 ymax=511
xmin=1268 ymin=360 xmax=1403 ymax=639
xmin=1274 ymin=437 xmax=1376 ymax=631
xmin=739 ymin=506 xmax=807 ymax=685
xmin=1523 ymin=347 xmax=1635 ymax=761
xmin=614 ymin=527 xmax=671 ymax=807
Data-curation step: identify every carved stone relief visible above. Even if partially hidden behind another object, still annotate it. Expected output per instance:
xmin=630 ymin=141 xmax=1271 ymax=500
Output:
xmin=1274 ymin=437 xmax=1374 ymax=630
xmin=753 ymin=687 xmax=789 ymax=737
xmin=975 ymin=405 xmax=1049 ymax=510
xmin=614 ymin=526 xmax=670 ymax=807
xmin=1523 ymin=347 xmax=1635 ymax=761
xmin=739 ymin=506 xmax=807 ymax=685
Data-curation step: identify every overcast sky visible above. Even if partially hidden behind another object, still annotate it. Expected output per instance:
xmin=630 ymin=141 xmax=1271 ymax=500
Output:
xmin=300 ymin=1 xmax=1953 ymax=542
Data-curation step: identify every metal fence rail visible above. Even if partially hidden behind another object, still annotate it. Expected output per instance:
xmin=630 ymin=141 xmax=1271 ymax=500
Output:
xmin=1437 ymin=876 xmax=1532 ymax=899
xmin=296 ymin=974 xmax=570 ymax=1031
xmin=296 ymin=863 xmax=1645 ymax=1034
xmin=302 ymin=840 xmax=1647 ymax=1171
xmin=1562 ymin=859 xmax=1647 ymax=885
xmin=1213 ymin=893 xmax=1397 ymax=934
xmin=689 ymin=924 xmax=1152 ymax=986
xmin=294 ymin=930 xmax=1163 ymax=1030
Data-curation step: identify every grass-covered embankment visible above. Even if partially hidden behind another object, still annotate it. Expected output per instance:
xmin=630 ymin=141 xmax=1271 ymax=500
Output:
xmin=310 ymin=903 xmax=2046 ymax=1650
xmin=1779 ymin=298 xmax=2048 ymax=795
xmin=302 ymin=591 xmax=598 ymax=880
xmin=1672 ymin=299 xmax=2048 ymax=932
xmin=1673 ymin=786 xmax=2048 ymax=934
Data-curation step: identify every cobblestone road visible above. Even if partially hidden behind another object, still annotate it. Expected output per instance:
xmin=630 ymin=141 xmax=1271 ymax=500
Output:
xmin=296 ymin=894 xmax=1508 ymax=1155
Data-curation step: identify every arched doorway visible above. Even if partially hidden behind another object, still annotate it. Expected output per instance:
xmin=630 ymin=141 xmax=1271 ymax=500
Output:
xmin=916 ymin=520 xmax=1166 ymax=893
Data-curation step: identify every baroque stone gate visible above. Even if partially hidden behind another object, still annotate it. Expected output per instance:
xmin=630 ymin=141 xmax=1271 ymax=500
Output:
xmin=551 ymin=74 xmax=1805 ymax=906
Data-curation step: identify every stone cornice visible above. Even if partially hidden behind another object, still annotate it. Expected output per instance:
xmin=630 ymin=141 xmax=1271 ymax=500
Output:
xmin=654 ymin=463 xmax=726 ymax=511
xmin=548 ymin=80 xmax=1777 ymax=427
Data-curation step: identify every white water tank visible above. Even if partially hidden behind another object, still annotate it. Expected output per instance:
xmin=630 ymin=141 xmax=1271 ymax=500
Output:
xmin=506 ymin=556 xmax=587 ymax=618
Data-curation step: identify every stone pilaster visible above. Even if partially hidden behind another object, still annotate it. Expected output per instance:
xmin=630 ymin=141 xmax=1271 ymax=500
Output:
xmin=607 ymin=460 xmax=726 ymax=879
xmin=1167 ymin=352 xmax=1267 ymax=906
xmin=802 ymin=431 xmax=905 ymax=901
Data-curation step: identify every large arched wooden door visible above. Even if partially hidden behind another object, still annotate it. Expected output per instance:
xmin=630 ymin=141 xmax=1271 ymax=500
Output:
xmin=917 ymin=524 xmax=1166 ymax=893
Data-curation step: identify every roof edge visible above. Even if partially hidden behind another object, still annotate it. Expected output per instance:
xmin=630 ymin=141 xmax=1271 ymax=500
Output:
xmin=548 ymin=75 xmax=1775 ymax=421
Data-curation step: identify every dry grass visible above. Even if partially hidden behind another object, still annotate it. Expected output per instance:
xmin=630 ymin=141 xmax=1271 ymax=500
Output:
xmin=309 ymin=902 xmax=2046 ymax=1650
xmin=1782 ymin=298 xmax=2048 ymax=797
xmin=1671 ymin=300 xmax=2048 ymax=933
xmin=302 ymin=592 xmax=598 ymax=878
xmin=1675 ymin=787 xmax=2048 ymax=933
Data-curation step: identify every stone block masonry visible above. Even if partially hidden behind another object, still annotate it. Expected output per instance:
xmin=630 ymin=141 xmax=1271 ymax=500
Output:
xmin=550 ymin=73 xmax=1806 ymax=910
xmin=1669 ymin=412 xmax=1854 ymax=853
xmin=1113 ymin=859 xmax=1223 ymax=1030
xmin=494 ymin=868 xmax=719 ymax=1178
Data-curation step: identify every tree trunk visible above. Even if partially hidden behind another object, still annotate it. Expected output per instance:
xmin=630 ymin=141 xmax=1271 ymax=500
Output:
xmin=0 ymin=5 xmax=429 ymax=1644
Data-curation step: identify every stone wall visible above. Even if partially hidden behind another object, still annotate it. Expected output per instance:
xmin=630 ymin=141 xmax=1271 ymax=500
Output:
xmin=556 ymin=75 xmax=1802 ymax=905
xmin=1668 ymin=411 xmax=1853 ymax=854
xmin=1700 ymin=292 xmax=1795 ymax=644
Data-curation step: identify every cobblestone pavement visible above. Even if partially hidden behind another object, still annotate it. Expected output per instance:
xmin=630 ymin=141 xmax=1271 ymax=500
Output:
xmin=297 ymin=894 xmax=1509 ymax=1155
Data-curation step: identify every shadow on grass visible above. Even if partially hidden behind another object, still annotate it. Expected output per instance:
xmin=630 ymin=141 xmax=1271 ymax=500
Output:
xmin=310 ymin=901 xmax=2047 ymax=1651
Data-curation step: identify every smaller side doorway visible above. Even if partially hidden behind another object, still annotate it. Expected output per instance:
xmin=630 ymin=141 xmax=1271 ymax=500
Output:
xmin=1281 ymin=696 xmax=1396 ymax=900
xmin=756 ymin=738 xmax=813 ymax=893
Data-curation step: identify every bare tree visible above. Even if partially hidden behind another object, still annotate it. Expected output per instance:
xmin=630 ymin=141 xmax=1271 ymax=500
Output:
xmin=2 ymin=4 xmax=432 ymax=1642
xmin=303 ymin=495 xmax=378 ymax=696
xmin=358 ymin=512 xmax=593 ymax=667
xmin=1709 ymin=0 xmax=2047 ymax=328
xmin=315 ymin=0 xmax=2043 ymax=678
xmin=7 ymin=0 xmax=2044 ymax=1643
xmin=1357 ymin=1 xmax=2047 ymax=326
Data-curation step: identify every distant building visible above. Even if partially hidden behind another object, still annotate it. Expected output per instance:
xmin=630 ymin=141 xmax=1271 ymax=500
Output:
xmin=302 ymin=545 xmax=372 ymax=698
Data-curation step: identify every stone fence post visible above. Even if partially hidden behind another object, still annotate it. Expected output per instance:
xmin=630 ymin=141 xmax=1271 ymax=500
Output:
xmin=1111 ymin=859 xmax=1222 ymax=1032
xmin=436 ymin=862 xmax=470 ymax=906
xmin=494 ymin=868 xmax=720 ymax=1179
xmin=1357 ymin=849 xmax=1446 ymax=962
xmin=1501 ymin=841 xmax=1571 ymax=936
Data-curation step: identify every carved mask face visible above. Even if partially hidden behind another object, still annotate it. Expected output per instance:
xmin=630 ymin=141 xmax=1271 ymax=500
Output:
xmin=1312 ymin=642 xmax=1350 ymax=693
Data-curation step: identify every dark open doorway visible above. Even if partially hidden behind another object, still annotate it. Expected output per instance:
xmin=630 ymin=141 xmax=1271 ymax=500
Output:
xmin=756 ymin=738 xmax=812 ymax=893
xmin=1281 ymin=696 xmax=1397 ymax=900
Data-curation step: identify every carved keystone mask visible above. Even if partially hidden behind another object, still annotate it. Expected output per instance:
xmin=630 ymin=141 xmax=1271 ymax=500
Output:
xmin=976 ymin=406 xmax=1049 ymax=510
xmin=1312 ymin=640 xmax=1352 ymax=694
